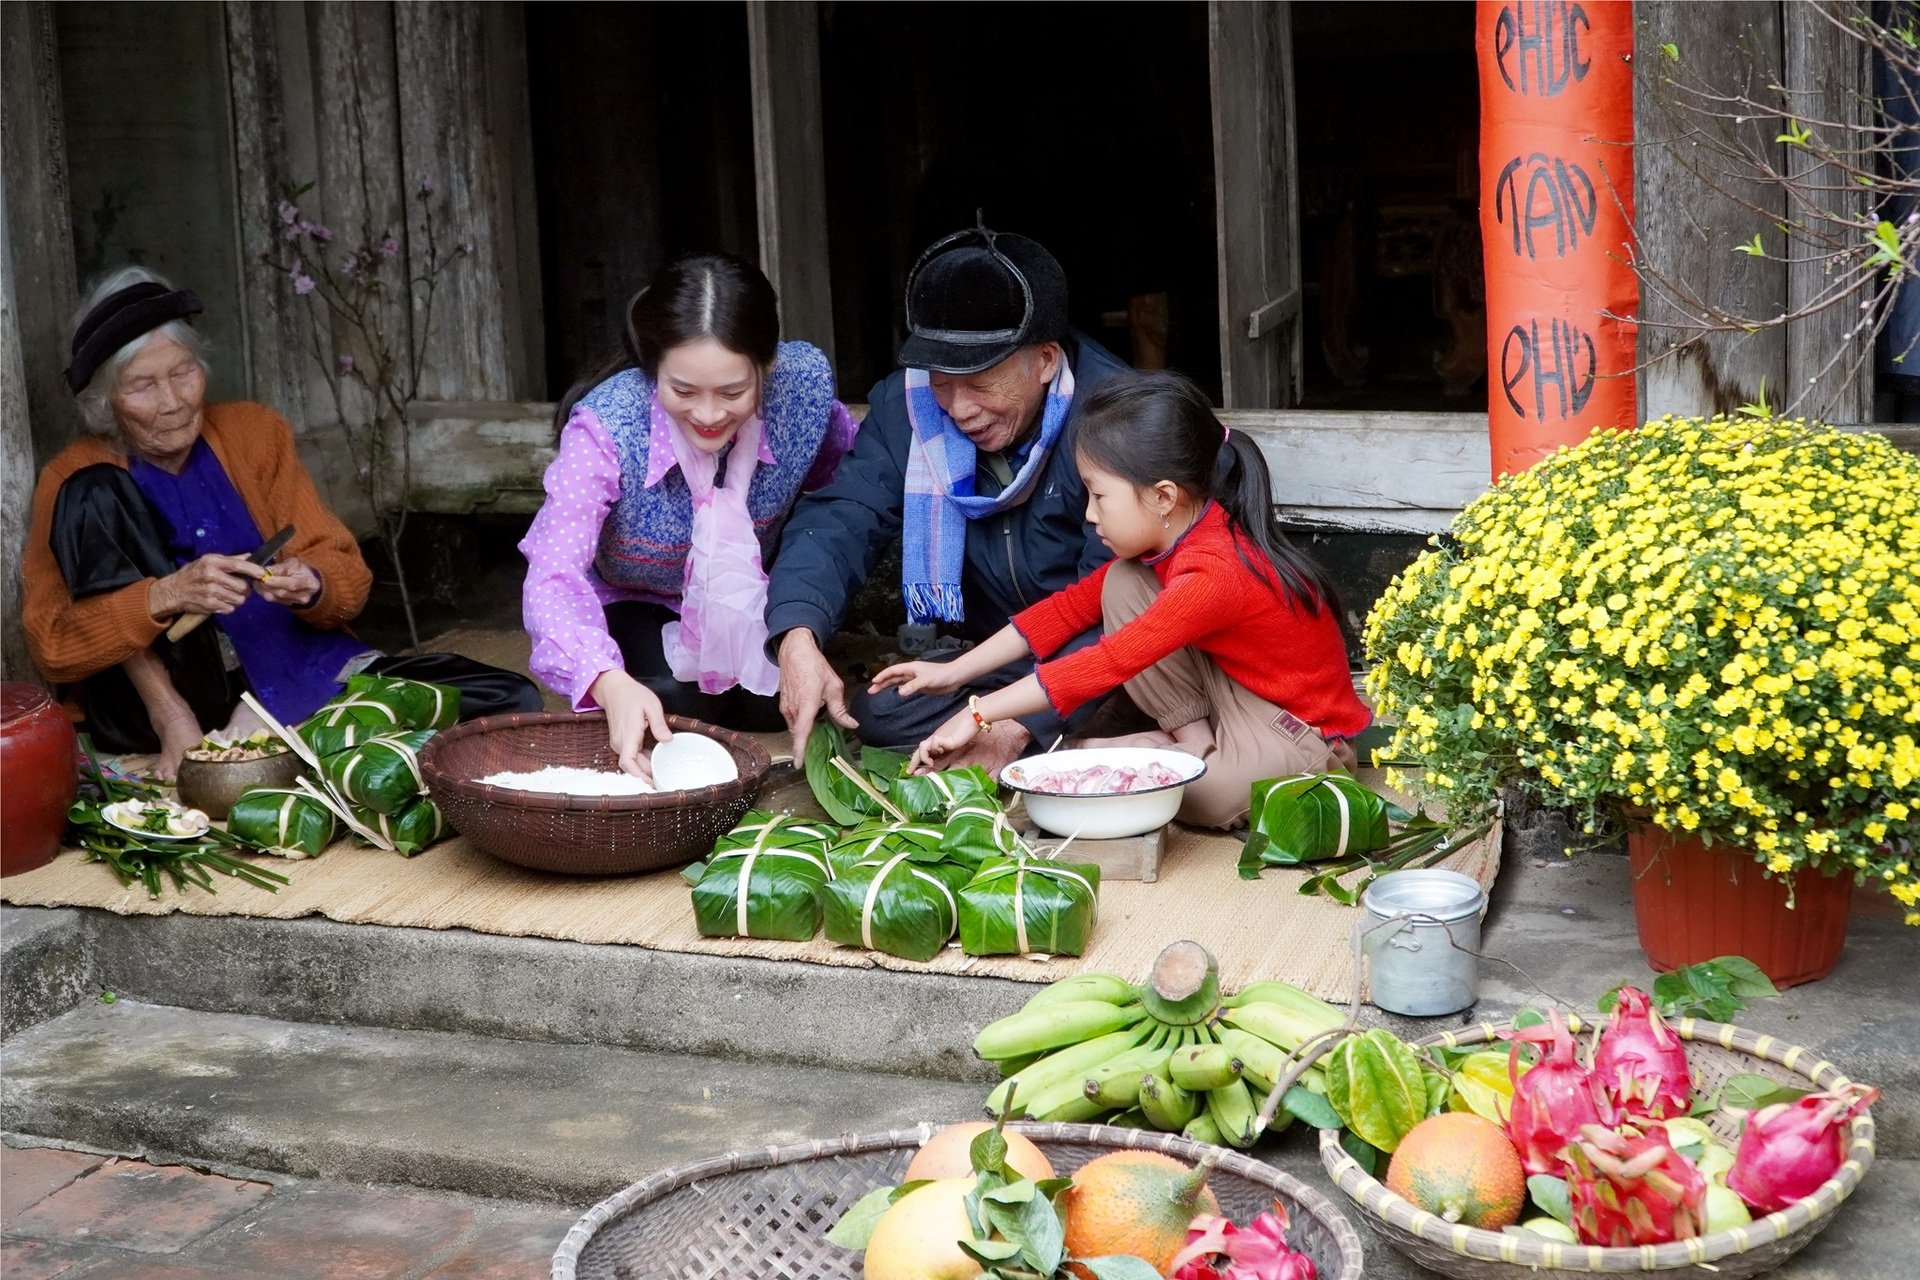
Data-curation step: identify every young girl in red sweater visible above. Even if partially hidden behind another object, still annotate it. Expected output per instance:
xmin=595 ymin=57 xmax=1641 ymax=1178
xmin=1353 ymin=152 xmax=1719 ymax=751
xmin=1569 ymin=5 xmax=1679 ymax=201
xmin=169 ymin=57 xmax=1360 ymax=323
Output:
xmin=870 ymin=370 xmax=1369 ymax=827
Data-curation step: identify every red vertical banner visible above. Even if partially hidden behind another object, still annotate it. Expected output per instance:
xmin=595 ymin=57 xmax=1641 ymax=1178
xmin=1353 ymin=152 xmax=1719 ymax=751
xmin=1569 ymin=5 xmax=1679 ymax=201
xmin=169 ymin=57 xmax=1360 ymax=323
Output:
xmin=1479 ymin=0 xmax=1637 ymax=478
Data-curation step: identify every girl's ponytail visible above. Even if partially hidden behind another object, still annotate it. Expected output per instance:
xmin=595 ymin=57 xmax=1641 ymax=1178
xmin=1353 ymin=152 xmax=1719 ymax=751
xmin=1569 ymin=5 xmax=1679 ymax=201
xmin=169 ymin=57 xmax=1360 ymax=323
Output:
xmin=1074 ymin=371 xmax=1340 ymax=617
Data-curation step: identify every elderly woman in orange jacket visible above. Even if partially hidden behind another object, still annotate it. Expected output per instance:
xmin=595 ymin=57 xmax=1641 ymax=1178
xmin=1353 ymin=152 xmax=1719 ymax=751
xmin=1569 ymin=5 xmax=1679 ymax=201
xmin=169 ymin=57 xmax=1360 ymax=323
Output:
xmin=23 ymin=267 xmax=538 ymax=777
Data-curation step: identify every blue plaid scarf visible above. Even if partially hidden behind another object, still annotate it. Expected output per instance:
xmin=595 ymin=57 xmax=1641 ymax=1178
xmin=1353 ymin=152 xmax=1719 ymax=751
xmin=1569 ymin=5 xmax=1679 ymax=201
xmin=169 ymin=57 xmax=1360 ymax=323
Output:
xmin=901 ymin=361 xmax=1076 ymax=625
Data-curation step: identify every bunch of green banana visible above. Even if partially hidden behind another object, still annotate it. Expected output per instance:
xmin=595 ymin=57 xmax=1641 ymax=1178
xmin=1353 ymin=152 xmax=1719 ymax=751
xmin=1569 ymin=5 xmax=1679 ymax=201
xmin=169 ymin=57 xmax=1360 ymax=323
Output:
xmin=972 ymin=941 xmax=1347 ymax=1149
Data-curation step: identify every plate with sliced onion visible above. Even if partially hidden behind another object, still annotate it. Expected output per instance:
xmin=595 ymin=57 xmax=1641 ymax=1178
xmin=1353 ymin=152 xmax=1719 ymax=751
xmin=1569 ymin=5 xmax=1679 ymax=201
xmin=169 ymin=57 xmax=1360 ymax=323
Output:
xmin=102 ymin=798 xmax=213 ymax=841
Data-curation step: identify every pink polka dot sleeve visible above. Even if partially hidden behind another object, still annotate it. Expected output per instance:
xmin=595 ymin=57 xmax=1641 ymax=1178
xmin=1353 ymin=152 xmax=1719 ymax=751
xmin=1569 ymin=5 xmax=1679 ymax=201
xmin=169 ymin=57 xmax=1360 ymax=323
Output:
xmin=519 ymin=407 xmax=629 ymax=710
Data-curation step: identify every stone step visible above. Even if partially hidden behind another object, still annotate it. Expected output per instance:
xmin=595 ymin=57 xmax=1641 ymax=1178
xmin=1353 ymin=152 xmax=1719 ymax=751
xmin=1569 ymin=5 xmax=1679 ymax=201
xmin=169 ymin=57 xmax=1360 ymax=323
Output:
xmin=0 ymin=999 xmax=987 ymax=1208
xmin=4 ymin=1001 xmax=1915 ymax=1280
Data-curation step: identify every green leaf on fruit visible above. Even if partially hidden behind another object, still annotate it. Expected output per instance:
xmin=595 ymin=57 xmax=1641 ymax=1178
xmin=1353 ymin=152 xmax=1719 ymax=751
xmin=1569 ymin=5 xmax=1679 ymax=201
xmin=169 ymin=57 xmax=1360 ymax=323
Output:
xmin=1528 ymin=1174 xmax=1573 ymax=1226
xmin=826 ymin=1183 xmax=915 ymax=1248
xmin=971 ymin=1127 xmax=1011 ymax=1176
xmin=1016 ymin=1191 xmax=1066 ymax=1273
xmin=959 ymin=1238 xmax=1024 ymax=1264
xmin=1282 ymin=1085 xmax=1343 ymax=1129
xmin=1078 ymin=1257 xmax=1167 ymax=1280
xmin=1511 ymin=1006 xmax=1548 ymax=1031
xmin=1721 ymin=1072 xmax=1809 ymax=1112
xmin=1340 ymin=1129 xmax=1384 ymax=1176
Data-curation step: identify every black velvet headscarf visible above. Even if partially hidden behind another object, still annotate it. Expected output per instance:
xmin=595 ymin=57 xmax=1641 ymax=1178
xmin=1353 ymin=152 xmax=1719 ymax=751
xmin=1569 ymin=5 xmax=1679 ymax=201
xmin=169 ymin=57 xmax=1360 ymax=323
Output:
xmin=65 ymin=282 xmax=203 ymax=393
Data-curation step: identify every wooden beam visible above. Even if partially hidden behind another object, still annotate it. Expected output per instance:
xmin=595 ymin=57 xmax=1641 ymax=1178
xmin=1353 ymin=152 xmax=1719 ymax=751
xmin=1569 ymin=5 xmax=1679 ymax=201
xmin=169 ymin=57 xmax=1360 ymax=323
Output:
xmin=746 ymin=1 xmax=835 ymax=363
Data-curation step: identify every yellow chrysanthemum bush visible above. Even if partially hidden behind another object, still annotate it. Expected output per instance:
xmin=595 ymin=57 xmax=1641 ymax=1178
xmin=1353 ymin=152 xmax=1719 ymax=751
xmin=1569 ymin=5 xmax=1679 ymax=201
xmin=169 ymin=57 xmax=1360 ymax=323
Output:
xmin=1363 ymin=415 xmax=1920 ymax=922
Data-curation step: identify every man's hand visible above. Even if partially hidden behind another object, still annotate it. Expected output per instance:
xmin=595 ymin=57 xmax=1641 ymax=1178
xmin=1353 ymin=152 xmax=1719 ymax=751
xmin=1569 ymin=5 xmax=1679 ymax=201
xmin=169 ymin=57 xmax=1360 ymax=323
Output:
xmin=777 ymin=629 xmax=857 ymax=762
xmin=867 ymin=659 xmax=965 ymax=700
xmin=253 ymin=556 xmax=323 ymax=608
xmin=589 ymin=669 xmax=672 ymax=780
xmin=148 ymin=554 xmax=262 ymax=619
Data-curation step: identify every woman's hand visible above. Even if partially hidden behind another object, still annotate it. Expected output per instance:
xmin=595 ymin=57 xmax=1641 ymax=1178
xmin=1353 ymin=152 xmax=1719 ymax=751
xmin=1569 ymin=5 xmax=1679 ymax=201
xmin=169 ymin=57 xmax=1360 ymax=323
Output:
xmin=148 ymin=554 xmax=263 ymax=619
xmin=253 ymin=556 xmax=323 ymax=608
xmin=589 ymin=669 xmax=672 ymax=780
xmin=908 ymin=708 xmax=982 ymax=774
xmin=151 ymin=711 xmax=205 ymax=781
xmin=868 ymin=659 xmax=966 ymax=700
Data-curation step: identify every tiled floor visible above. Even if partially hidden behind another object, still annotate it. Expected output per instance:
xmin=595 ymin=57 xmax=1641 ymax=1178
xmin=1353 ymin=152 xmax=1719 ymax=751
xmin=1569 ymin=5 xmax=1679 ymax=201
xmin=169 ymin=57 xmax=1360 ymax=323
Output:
xmin=0 ymin=1143 xmax=576 ymax=1279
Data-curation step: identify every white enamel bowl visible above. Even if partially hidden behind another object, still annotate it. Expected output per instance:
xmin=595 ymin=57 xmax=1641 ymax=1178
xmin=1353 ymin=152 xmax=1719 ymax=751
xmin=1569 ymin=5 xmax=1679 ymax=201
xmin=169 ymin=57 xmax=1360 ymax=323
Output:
xmin=999 ymin=746 xmax=1207 ymax=840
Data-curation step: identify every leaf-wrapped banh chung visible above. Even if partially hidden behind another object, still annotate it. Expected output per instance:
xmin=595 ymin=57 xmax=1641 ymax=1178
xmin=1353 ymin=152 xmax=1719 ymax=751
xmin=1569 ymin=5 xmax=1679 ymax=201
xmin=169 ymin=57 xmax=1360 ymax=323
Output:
xmin=1246 ymin=772 xmax=1390 ymax=866
xmin=689 ymin=836 xmax=835 ymax=942
xmin=298 ymin=716 xmax=386 ymax=759
xmin=227 ymin=786 xmax=337 ymax=857
xmin=824 ymin=819 xmax=952 ymax=876
xmin=350 ymin=797 xmax=446 ymax=856
xmin=345 ymin=673 xmax=460 ymax=729
xmin=958 ymin=855 xmax=1101 ymax=956
xmin=820 ymin=849 xmax=975 ymax=962
xmin=942 ymin=799 xmax=1030 ymax=864
xmin=321 ymin=730 xmax=434 ymax=815
xmin=885 ymin=764 xmax=997 ymax=820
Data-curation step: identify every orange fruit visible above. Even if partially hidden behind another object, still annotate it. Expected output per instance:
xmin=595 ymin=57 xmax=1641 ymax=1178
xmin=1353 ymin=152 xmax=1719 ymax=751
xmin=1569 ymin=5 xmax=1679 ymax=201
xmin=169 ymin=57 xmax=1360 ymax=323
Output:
xmin=905 ymin=1121 xmax=1056 ymax=1184
xmin=862 ymin=1178 xmax=983 ymax=1280
xmin=1060 ymin=1150 xmax=1219 ymax=1278
xmin=1384 ymin=1112 xmax=1526 ymax=1229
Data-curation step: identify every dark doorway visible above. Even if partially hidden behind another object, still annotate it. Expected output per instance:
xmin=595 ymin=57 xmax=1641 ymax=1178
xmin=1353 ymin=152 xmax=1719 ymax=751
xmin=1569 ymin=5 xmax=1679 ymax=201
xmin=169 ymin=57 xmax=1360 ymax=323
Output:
xmin=524 ymin=3 xmax=759 ymax=399
xmin=1294 ymin=2 xmax=1482 ymax=411
xmin=818 ymin=2 xmax=1220 ymax=399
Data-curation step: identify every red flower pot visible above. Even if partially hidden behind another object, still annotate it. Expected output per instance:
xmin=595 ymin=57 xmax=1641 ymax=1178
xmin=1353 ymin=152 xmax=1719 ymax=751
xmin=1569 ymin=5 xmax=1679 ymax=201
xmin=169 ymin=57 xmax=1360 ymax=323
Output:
xmin=1 ymin=683 xmax=78 ymax=877
xmin=1627 ymin=824 xmax=1854 ymax=989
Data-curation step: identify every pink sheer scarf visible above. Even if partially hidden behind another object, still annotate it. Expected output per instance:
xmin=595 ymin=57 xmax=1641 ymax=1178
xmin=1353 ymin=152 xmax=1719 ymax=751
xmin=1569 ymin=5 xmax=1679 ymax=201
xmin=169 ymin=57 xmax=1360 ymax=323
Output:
xmin=653 ymin=395 xmax=782 ymax=696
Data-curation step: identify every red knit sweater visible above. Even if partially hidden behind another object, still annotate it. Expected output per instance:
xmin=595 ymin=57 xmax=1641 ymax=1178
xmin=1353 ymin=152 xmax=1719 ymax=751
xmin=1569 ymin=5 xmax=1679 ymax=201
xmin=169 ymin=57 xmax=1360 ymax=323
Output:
xmin=1013 ymin=504 xmax=1371 ymax=737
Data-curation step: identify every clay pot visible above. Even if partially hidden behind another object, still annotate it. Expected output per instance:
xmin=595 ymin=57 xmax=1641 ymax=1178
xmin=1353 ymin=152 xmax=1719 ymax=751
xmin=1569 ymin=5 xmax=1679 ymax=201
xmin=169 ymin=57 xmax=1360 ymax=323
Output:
xmin=1 ymin=683 xmax=79 ymax=876
xmin=175 ymin=749 xmax=305 ymax=819
xmin=1627 ymin=824 xmax=1854 ymax=989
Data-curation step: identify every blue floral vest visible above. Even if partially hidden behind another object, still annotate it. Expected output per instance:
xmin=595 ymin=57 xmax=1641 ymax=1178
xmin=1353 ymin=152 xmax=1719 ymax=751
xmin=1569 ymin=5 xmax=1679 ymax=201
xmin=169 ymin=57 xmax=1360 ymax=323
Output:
xmin=588 ymin=341 xmax=836 ymax=602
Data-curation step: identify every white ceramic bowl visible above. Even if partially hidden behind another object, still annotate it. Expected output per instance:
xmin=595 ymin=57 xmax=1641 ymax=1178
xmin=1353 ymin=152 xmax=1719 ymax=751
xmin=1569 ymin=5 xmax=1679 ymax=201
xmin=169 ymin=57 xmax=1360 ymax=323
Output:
xmin=999 ymin=747 xmax=1207 ymax=840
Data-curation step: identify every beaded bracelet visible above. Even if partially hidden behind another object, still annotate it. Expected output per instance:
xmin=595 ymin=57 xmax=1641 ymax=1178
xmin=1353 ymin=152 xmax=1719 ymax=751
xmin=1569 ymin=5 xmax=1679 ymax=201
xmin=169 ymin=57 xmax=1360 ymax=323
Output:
xmin=968 ymin=694 xmax=994 ymax=734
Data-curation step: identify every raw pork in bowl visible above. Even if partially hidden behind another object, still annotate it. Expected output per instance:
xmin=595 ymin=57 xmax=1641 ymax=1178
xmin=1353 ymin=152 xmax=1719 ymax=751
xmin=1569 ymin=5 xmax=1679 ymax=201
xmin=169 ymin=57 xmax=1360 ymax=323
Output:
xmin=999 ymin=747 xmax=1206 ymax=840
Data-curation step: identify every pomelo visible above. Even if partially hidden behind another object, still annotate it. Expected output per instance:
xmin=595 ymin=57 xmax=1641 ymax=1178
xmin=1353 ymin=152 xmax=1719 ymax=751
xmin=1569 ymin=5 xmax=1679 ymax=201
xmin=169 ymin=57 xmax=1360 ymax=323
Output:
xmin=863 ymin=1177 xmax=983 ymax=1280
xmin=904 ymin=1121 xmax=1056 ymax=1183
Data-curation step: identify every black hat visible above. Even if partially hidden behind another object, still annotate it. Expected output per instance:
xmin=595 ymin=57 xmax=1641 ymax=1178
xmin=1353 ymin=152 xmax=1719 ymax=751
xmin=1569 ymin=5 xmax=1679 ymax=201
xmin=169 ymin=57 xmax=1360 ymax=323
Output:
xmin=898 ymin=223 xmax=1069 ymax=374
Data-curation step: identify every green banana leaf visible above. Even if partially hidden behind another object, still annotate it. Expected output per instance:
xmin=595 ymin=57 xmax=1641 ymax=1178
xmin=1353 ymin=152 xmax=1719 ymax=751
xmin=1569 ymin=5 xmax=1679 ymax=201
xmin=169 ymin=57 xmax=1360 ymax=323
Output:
xmin=885 ymin=764 xmax=997 ymax=820
xmin=957 ymin=855 xmax=1101 ymax=956
xmin=345 ymin=672 xmax=461 ymax=729
xmin=824 ymin=820 xmax=951 ymax=876
xmin=820 ymin=851 xmax=975 ymax=962
xmin=350 ymin=796 xmax=446 ymax=856
xmin=227 ymin=786 xmax=336 ymax=857
xmin=1244 ymin=772 xmax=1391 ymax=866
xmin=683 ymin=810 xmax=838 ymax=886
xmin=689 ymin=843 xmax=834 ymax=941
xmin=299 ymin=717 xmax=387 ymax=758
xmin=320 ymin=730 xmax=435 ymax=815
xmin=804 ymin=722 xmax=882 ymax=825
xmin=943 ymin=800 xmax=1030 ymax=863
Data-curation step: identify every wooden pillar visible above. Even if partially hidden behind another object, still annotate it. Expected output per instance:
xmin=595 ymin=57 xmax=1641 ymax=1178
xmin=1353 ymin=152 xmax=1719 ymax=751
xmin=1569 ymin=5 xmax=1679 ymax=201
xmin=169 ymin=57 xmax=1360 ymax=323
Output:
xmin=747 ymin=1 xmax=836 ymax=363
xmin=394 ymin=2 xmax=543 ymax=400
xmin=2 ymin=181 xmax=42 ymax=685
xmin=1 ymin=0 xmax=79 ymax=465
xmin=1633 ymin=2 xmax=1786 ymax=420
xmin=1783 ymin=5 xmax=1872 ymax=423
xmin=1208 ymin=0 xmax=1302 ymax=409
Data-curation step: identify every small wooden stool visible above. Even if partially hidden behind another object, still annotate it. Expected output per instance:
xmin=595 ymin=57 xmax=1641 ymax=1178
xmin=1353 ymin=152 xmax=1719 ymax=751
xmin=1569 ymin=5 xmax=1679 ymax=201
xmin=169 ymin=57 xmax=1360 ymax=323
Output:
xmin=1017 ymin=819 xmax=1168 ymax=883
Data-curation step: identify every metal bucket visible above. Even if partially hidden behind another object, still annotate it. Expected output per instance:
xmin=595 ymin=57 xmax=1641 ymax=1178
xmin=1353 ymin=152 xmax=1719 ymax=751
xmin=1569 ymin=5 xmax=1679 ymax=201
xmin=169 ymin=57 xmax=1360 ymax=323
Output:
xmin=1361 ymin=869 xmax=1487 ymax=1016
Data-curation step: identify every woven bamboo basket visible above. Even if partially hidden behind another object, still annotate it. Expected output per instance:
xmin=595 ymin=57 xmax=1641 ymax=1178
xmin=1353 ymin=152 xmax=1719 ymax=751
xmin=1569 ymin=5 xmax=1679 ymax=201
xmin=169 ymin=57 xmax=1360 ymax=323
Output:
xmin=1317 ymin=1016 xmax=1877 ymax=1280
xmin=552 ymin=1121 xmax=1366 ymax=1280
xmin=420 ymin=711 xmax=771 ymax=875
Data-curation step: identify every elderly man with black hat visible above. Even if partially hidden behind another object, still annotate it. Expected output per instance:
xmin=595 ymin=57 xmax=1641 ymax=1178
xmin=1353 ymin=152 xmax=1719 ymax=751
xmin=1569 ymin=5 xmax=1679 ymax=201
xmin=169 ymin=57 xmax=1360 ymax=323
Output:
xmin=766 ymin=224 xmax=1128 ymax=772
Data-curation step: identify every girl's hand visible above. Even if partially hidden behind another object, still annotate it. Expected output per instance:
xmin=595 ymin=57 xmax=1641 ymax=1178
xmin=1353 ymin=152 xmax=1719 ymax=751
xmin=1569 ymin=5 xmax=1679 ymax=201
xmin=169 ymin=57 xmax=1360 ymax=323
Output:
xmin=868 ymin=660 xmax=965 ymax=699
xmin=589 ymin=669 xmax=672 ymax=780
xmin=253 ymin=556 xmax=323 ymax=608
xmin=908 ymin=709 xmax=981 ymax=774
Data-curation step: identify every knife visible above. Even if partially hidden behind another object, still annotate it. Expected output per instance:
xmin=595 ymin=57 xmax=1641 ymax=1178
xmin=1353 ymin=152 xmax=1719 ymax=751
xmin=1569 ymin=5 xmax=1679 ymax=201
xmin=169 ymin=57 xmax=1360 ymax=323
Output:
xmin=165 ymin=524 xmax=298 ymax=642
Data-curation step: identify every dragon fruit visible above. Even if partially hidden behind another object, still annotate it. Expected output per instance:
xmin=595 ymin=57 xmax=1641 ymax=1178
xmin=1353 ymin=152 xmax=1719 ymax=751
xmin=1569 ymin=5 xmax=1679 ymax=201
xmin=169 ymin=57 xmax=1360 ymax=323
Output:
xmin=1563 ymin=1123 xmax=1707 ymax=1247
xmin=1171 ymin=1208 xmax=1318 ymax=1280
xmin=1725 ymin=1083 xmax=1879 ymax=1214
xmin=1592 ymin=987 xmax=1691 ymax=1122
xmin=1503 ymin=1009 xmax=1611 ymax=1175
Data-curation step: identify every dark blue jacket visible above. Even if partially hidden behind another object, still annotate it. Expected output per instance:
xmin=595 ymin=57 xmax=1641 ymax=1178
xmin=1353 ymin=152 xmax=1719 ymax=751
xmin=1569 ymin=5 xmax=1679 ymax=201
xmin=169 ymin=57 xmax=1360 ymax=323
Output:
xmin=766 ymin=333 xmax=1129 ymax=739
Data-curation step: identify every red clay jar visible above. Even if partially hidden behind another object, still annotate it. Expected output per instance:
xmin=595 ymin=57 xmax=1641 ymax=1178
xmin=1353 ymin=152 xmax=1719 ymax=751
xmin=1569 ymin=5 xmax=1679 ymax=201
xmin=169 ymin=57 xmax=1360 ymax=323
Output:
xmin=1627 ymin=824 xmax=1854 ymax=989
xmin=1 ymin=683 xmax=78 ymax=876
